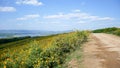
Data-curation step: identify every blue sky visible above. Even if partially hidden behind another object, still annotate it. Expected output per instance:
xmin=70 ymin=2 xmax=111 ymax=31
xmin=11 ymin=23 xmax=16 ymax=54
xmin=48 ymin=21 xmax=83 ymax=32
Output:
xmin=0 ymin=0 xmax=120 ymax=31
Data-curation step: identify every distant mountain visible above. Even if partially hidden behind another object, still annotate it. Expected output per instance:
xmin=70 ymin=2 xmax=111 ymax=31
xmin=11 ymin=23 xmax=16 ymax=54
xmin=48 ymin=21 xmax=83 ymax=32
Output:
xmin=0 ymin=30 xmax=72 ymax=38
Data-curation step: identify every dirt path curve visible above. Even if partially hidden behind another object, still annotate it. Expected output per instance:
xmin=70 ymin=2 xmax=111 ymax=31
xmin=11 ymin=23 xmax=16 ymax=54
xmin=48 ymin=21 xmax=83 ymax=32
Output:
xmin=83 ymin=33 xmax=120 ymax=68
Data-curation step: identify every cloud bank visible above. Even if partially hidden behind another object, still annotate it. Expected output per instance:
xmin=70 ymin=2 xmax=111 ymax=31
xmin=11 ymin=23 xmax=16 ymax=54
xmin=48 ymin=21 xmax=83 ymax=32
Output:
xmin=0 ymin=7 xmax=16 ymax=12
xmin=17 ymin=14 xmax=40 ymax=20
xmin=16 ymin=0 xmax=43 ymax=6
xmin=44 ymin=10 xmax=114 ymax=21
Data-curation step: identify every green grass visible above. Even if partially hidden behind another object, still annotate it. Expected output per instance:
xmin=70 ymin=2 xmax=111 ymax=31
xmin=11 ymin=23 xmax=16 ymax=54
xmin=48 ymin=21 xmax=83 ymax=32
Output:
xmin=93 ymin=27 xmax=120 ymax=36
xmin=0 ymin=34 xmax=59 ymax=49
xmin=62 ymin=46 xmax=83 ymax=68
xmin=0 ymin=36 xmax=31 ymax=45
xmin=0 ymin=31 xmax=89 ymax=68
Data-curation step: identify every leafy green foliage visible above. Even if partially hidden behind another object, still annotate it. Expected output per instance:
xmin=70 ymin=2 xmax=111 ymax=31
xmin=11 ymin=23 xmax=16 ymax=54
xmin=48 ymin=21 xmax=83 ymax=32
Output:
xmin=0 ymin=31 xmax=89 ymax=68
xmin=0 ymin=36 xmax=31 ymax=45
xmin=93 ymin=27 xmax=120 ymax=36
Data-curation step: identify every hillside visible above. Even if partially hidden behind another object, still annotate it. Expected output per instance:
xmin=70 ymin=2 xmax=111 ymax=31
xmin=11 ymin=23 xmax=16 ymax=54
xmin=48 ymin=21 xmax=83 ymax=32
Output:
xmin=93 ymin=27 xmax=120 ymax=36
xmin=1 ymin=27 xmax=120 ymax=68
xmin=0 ymin=31 xmax=89 ymax=68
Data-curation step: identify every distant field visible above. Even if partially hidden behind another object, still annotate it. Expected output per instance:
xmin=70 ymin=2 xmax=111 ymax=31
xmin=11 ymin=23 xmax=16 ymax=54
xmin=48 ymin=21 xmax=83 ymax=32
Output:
xmin=0 ymin=30 xmax=67 ymax=38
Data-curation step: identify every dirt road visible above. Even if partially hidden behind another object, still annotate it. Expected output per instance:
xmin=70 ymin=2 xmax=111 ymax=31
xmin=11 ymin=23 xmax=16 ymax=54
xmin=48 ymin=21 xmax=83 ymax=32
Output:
xmin=83 ymin=33 xmax=120 ymax=68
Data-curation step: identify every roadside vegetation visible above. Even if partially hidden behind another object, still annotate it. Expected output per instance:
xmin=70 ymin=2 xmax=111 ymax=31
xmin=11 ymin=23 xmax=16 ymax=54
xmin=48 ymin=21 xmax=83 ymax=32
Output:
xmin=93 ymin=27 xmax=120 ymax=36
xmin=0 ymin=31 xmax=89 ymax=68
xmin=0 ymin=36 xmax=31 ymax=45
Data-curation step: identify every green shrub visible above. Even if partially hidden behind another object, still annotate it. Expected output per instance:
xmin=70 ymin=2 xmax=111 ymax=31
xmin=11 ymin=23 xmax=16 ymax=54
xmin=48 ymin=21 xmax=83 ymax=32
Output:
xmin=93 ymin=27 xmax=120 ymax=36
xmin=0 ymin=31 xmax=89 ymax=68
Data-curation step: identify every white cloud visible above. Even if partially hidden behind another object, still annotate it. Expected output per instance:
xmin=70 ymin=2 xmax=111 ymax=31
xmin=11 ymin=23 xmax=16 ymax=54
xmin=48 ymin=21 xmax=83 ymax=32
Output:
xmin=16 ymin=0 xmax=43 ymax=6
xmin=49 ymin=22 xmax=61 ymax=24
xmin=96 ymin=17 xmax=114 ymax=20
xmin=87 ymin=16 xmax=114 ymax=21
xmin=62 ymin=25 xmax=70 ymax=27
xmin=0 ymin=7 xmax=16 ymax=12
xmin=72 ymin=9 xmax=81 ymax=13
xmin=77 ymin=21 xmax=87 ymax=23
xmin=44 ymin=10 xmax=114 ymax=21
xmin=44 ymin=13 xmax=65 ymax=19
xmin=17 ymin=14 xmax=40 ymax=20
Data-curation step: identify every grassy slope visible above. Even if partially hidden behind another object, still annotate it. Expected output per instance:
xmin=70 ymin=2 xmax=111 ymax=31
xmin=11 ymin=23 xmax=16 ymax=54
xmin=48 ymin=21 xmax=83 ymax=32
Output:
xmin=0 ymin=34 xmax=59 ymax=49
xmin=0 ymin=34 xmax=60 ymax=65
xmin=62 ymin=27 xmax=120 ymax=68
xmin=62 ymin=46 xmax=83 ymax=68
xmin=0 ymin=36 xmax=31 ymax=45
xmin=93 ymin=27 xmax=120 ymax=36
xmin=0 ymin=31 xmax=89 ymax=68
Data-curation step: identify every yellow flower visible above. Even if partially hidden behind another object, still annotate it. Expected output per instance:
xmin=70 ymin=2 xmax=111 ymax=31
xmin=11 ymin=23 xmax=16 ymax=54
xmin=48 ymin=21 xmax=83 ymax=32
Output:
xmin=4 ymin=61 xmax=7 ymax=65
xmin=36 ymin=48 xmax=37 ymax=50
xmin=4 ymin=65 xmax=6 ymax=68
xmin=21 ymin=61 xmax=24 ymax=64
xmin=51 ymin=57 xmax=54 ymax=60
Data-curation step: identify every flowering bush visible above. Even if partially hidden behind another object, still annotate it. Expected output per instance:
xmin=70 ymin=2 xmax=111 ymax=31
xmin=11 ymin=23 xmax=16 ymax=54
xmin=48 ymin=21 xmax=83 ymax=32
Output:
xmin=0 ymin=31 xmax=89 ymax=68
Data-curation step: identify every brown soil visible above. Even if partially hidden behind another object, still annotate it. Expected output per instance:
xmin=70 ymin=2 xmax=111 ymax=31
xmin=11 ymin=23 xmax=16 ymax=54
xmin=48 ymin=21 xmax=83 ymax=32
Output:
xmin=83 ymin=33 xmax=120 ymax=68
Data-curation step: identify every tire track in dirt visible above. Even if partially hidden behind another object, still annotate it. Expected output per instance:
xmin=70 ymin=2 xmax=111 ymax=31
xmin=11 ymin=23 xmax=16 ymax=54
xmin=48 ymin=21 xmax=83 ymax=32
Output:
xmin=83 ymin=33 xmax=120 ymax=68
